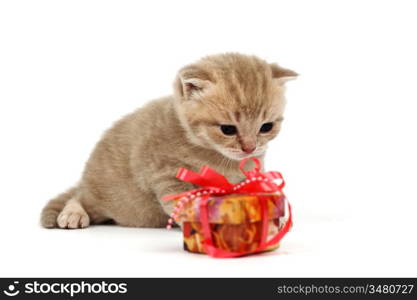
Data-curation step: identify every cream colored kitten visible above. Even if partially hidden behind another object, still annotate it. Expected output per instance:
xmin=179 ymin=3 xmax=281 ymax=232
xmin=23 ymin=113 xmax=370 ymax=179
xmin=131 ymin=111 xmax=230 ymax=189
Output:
xmin=40 ymin=53 xmax=297 ymax=229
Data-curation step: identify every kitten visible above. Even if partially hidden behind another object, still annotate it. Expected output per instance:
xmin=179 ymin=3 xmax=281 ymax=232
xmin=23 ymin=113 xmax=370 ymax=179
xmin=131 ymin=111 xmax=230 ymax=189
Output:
xmin=40 ymin=53 xmax=297 ymax=229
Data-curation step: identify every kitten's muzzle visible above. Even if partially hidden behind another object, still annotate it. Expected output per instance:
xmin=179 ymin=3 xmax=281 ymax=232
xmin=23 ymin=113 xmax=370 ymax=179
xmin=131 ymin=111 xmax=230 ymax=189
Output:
xmin=241 ymin=144 xmax=256 ymax=154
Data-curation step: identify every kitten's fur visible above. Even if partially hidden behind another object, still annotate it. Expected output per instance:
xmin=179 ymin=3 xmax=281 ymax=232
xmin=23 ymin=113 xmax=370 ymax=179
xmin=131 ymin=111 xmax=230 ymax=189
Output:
xmin=40 ymin=53 xmax=297 ymax=229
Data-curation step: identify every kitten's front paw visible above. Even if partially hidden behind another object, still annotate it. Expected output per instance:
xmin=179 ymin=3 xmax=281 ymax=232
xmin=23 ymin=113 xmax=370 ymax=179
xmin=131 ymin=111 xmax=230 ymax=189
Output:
xmin=57 ymin=210 xmax=90 ymax=229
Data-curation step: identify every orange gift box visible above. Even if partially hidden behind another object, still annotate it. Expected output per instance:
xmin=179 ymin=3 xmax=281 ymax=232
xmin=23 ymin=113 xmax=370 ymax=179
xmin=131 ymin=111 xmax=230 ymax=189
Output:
xmin=163 ymin=158 xmax=292 ymax=258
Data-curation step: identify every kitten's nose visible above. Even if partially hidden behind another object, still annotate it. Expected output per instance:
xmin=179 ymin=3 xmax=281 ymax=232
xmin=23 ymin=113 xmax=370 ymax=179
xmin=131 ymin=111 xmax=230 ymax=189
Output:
xmin=241 ymin=144 xmax=256 ymax=154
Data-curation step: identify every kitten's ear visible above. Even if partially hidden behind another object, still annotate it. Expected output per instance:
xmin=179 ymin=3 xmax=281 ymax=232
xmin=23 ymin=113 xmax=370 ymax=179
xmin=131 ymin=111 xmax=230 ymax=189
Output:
xmin=174 ymin=65 xmax=213 ymax=100
xmin=270 ymin=63 xmax=298 ymax=85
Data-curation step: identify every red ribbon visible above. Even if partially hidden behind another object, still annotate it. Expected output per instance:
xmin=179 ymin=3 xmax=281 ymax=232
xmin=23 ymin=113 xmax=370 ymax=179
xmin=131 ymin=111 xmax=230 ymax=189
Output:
xmin=163 ymin=157 xmax=292 ymax=258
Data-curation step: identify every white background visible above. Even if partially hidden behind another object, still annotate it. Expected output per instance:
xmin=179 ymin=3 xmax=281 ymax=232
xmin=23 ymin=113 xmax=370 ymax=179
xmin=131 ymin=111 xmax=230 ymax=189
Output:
xmin=0 ymin=0 xmax=416 ymax=277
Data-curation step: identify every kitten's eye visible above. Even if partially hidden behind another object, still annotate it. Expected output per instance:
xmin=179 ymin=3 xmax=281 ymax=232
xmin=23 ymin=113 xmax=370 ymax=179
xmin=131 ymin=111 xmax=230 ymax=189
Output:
xmin=220 ymin=125 xmax=237 ymax=135
xmin=260 ymin=122 xmax=274 ymax=133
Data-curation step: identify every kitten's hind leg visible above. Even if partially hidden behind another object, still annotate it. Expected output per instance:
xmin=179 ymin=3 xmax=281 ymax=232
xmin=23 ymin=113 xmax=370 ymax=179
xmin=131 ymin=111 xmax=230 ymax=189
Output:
xmin=57 ymin=197 xmax=90 ymax=229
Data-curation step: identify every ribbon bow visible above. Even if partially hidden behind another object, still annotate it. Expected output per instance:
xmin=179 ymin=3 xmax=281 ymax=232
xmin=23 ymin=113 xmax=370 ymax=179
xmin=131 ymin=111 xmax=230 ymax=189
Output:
xmin=163 ymin=157 xmax=285 ymax=202
xmin=163 ymin=157 xmax=292 ymax=258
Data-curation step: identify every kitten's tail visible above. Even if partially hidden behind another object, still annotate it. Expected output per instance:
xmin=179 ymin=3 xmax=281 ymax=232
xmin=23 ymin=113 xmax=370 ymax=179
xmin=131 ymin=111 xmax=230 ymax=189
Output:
xmin=40 ymin=187 xmax=77 ymax=228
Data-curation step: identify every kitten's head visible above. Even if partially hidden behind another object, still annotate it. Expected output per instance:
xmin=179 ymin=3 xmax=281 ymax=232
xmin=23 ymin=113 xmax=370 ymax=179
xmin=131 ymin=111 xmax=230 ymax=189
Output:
xmin=173 ymin=53 xmax=297 ymax=161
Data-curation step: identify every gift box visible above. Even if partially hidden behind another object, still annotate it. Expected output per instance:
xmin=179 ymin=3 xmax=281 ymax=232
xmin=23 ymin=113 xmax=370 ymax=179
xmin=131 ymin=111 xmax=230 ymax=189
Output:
xmin=163 ymin=158 xmax=292 ymax=258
